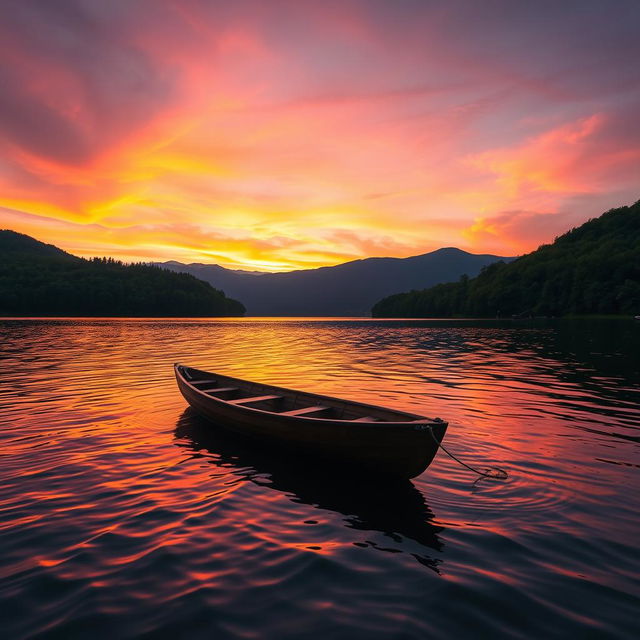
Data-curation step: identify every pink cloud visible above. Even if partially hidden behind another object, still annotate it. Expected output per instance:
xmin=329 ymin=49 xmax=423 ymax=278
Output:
xmin=0 ymin=1 xmax=639 ymax=267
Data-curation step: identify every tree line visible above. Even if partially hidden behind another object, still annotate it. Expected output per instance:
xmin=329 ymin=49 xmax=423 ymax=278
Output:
xmin=372 ymin=201 xmax=640 ymax=318
xmin=0 ymin=231 xmax=246 ymax=317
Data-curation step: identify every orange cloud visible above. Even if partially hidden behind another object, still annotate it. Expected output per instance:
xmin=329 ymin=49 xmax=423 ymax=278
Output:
xmin=467 ymin=115 xmax=604 ymax=198
xmin=1 ymin=2 xmax=639 ymax=270
xmin=462 ymin=210 xmax=578 ymax=255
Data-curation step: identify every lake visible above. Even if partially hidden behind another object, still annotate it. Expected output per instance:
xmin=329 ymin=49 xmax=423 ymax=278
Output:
xmin=1 ymin=318 xmax=639 ymax=639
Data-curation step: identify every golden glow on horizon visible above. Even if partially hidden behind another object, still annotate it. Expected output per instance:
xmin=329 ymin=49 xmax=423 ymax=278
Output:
xmin=0 ymin=3 xmax=638 ymax=270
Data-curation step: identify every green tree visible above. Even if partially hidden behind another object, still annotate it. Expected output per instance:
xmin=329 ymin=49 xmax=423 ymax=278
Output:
xmin=372 ymin=200 xmax=640 ymax=318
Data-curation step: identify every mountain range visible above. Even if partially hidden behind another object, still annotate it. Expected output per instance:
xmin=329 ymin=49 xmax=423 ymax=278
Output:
xmin=372 ymin=200 xmax=640 ymax=317
xmin=157 ymin=248 xmax=514 ymax=316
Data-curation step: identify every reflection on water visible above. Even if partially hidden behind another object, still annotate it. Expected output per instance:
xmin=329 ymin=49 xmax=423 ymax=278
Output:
xmin=174 ymin=409 xmax=445 ymax=573
xmin=0 ymin=317 xmax=639 ymax=639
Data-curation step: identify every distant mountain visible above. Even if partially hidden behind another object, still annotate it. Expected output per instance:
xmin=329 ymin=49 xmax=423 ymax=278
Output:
xmin=0 ymin=230 xmax=245 ymax=317
xmin=163 ymin=261 xmax=268 ymax=277
xmin=157 ymin=248 xmax=514 ymax=316
xmin=372 ymin=200 xmax=640 ymax=318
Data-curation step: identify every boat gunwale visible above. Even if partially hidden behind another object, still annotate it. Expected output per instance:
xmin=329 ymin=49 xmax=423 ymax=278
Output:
xmin=175 ymin=363 xmax=441 ymax=428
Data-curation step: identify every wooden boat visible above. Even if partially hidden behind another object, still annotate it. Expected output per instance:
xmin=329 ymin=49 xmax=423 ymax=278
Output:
xmin=174 ymin=364 xmax=448 ymax=479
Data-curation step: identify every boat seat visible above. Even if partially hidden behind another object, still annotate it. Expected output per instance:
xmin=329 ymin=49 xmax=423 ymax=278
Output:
xmin=229 ymin=394 xmax=282 ymax=405
xmin=200 ymin=386 xmax=238 ymax=394
xmin=191 ymin=379 xmax=219 ymax=386
xmin=280 ymin=405 xmax=330 ymax=417
xmin=351 ymin=416 xmax=379 ymax=422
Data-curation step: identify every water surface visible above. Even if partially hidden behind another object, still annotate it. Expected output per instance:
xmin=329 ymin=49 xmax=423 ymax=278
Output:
xmin=1 ymin=318 xmax=639 ymax=639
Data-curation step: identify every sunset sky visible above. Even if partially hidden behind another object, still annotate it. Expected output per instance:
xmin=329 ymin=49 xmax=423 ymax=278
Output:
xmin=1 ymin=0 xmax=639 ymax=271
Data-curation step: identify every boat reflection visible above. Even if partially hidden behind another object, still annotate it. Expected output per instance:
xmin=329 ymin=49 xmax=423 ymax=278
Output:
xmin=174 ymin=409 xmax=446 ymax=572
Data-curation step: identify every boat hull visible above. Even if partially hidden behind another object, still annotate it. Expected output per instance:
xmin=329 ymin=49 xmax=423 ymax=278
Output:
xmin=175 ymin=365 xmax=447 ymax=479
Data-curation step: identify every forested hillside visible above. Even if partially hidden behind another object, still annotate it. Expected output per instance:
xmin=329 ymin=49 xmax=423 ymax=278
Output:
xmin=372 ymin=201 xmax=640 ymax=318
xmin=0 ymin=231 xmax=245 ymax=317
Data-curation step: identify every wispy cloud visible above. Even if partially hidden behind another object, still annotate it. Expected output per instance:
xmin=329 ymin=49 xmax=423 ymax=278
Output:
xmin=1 ymin=0 xmax=639 ymax=269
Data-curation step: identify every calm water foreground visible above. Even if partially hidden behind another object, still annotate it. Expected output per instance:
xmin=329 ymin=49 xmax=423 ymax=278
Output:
xmin=1 ymin=318 xmax=639 ymax=639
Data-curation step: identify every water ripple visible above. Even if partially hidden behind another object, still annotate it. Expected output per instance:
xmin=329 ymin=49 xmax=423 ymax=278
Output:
xmin=0 ymin=317 xmax=639 ymax=639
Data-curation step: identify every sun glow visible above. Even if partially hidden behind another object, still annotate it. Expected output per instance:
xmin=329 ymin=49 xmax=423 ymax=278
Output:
xmin=1 ymin=2 xmax=638 ymax=269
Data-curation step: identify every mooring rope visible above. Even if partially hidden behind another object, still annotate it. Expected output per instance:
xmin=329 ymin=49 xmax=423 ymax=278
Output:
xmin=428 ymin=428 xmax=508 ymax=479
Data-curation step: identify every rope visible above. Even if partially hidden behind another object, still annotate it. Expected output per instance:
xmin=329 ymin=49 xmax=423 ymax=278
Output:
xmin=428 ymin=428 xmax=508 ymax=479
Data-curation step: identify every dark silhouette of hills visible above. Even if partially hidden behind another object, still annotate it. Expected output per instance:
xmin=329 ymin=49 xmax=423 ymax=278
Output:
xmin=372 ymin=200 xmax=640 ymax=318
xmin=157 ymin=248 xmax=514 ymax=316
xmin=0 ymin=230 xmax=245 ymax=317
xmin=1 ymin=229 xmax=79 ymax=260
